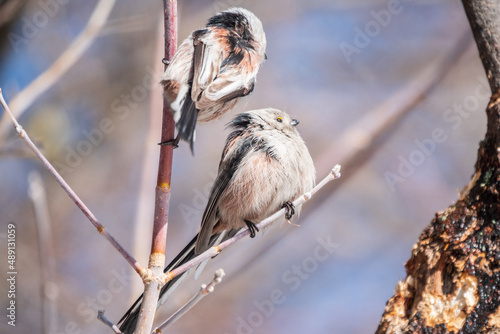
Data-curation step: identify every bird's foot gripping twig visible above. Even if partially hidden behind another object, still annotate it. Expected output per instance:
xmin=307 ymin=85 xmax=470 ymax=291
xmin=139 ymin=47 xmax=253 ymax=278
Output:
xmin=158 ymin=134 xmax=180 ymax=148
xmin=244 ymin=219 xmax=260 ymax=238
xmin=282 ymin=201 xmax=295 ymax=220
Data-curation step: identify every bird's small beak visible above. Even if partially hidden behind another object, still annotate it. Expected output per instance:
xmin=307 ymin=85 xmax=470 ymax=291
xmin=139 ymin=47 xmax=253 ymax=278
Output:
xmin=291 ymin=119 xmax=299 ymax=127
xmin=264 ymin=53 xmax=268 ymax=60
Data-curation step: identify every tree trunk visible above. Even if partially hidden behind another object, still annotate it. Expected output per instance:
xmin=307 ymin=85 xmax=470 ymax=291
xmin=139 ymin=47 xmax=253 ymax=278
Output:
xmin=376 ymin=1 xmax=500 ymax=333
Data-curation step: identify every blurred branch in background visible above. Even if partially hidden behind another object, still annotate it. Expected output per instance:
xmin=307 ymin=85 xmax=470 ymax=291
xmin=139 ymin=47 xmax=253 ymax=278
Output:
xmin=0 ymin=88 xmax=146 ymax=276
xmin=0 ymin=0 xmax=29 ymax=28
xmin=229 ymin=29 xmax=474 ymax=278
xmin=377 ymin=1 xmax=500 ymax=332
xmin=27 ymin=171 xmax=58 ymax=334
xmin=129 ymin=19 xmax=165 ymax=299
xmin=315 ymin=30 xmax=473 ymax=179
xmin=0 ymin=138 xmax=33 ymax=158
xmin=0 ymin=0 xmax=116 ymax=141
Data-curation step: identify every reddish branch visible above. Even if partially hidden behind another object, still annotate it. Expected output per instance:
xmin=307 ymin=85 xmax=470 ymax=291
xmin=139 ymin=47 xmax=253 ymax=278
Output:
xmin=151 ymin=0 xmax=177 ymax=266
xmin=377 ymin=1 xmax=500 ymax=333
xmin=134 ymin=1 xmax=177 ymax=333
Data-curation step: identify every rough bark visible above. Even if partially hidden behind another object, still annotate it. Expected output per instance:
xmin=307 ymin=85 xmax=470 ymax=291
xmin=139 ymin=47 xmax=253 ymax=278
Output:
xmin=376 ymin=1 xmax=500 ymax=333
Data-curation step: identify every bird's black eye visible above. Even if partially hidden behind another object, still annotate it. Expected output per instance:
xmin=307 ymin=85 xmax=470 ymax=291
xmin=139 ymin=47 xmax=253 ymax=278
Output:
xmin=276 ymin=117 xmax=283 ymax=123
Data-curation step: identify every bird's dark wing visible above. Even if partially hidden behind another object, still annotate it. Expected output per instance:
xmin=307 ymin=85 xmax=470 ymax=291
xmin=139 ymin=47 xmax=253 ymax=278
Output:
xmin=175 ymin=29 xmax=211 ymax=153
xmin=191 ymin=31 xmax=256 ymax=109
xmin=177 ymin=89 xmax=197 ymax=153
xmin=195 ymin=134 xmax=252 ymax=254
xmin=191 ymin=31 xmax=221 ymax=105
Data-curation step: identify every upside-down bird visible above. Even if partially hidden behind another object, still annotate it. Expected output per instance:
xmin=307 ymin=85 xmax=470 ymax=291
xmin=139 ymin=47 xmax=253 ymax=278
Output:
xmin=160 ymin=7 xmax=267 ymax=152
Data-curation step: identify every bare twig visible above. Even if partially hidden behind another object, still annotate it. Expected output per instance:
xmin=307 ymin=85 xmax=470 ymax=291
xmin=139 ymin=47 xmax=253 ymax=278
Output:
xmin=162 ymin=166 xmax=341 ymax=285
xmin=0 ymin=0 xmax=116 ymax=140
xmin=134 ymin=1 xmax=178 ymax=333
xmin=0 ymin=88 xmax=146 ymax=277
xmin=98 ymin=310 xmax=123 ymax=334
xmin=27 ymin=171 xmax=58 ymax=334
xmin=153 ymin=269 xmax=226 ymax=333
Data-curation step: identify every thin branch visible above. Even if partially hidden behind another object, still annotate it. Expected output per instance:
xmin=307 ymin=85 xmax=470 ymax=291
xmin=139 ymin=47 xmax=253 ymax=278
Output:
xmin=0 ymin=88 xmax=146 ymax=277
xmin=153 ymin=269 xmax=226 ymax=333
xmin=162 ymin=166 xmax=341 ymax=285
xmin=98 ymin=310 xmax=123 ymax=334
xmin=134 ymin=1 xmax=178 ymax=333
xmin=27 ymin=171 xmax=58 ymax=334
xmin=0 ymin=0 xmax=116 ymax=140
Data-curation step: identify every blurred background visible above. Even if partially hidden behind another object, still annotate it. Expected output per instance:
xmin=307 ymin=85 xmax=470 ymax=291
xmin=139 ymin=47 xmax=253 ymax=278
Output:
xmin=0 ymin=0 xmax=488 ymax=333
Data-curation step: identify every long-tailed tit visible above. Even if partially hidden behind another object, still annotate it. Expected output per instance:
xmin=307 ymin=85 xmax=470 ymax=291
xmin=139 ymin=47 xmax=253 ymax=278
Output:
xmin=119 ymin=108 xmax=315 ymax=333
xmin=160 ymin=7 xmax=267 ymax=152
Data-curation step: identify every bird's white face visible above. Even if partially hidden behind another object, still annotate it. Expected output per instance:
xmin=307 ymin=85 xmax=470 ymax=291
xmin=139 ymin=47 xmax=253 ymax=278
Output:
xmin=250 ymin=108 xmax=300 ymax=135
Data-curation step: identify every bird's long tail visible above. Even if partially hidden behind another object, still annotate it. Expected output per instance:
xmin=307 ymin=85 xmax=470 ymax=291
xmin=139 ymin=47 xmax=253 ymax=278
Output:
xmin=177 ymin=88 xmax=198 ymax=154
xmin=117 ymin=230 xmax=236 ymax=333
xmin=118 ymin=234 xmax=199 ymax=334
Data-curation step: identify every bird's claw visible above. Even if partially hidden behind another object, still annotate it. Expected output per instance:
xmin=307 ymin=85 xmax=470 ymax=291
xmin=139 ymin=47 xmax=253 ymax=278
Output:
xmin=158 ymin=136 xmax=180 ymax=148
xmin=244 ymin=219 xmax=260 ymax=238
xmin=282 ymin=201 xmax=295 ymax=220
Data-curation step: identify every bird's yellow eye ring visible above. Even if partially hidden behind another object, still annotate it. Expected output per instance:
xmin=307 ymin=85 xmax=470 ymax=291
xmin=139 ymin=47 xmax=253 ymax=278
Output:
xmin=277 ymin=117 xmax=283 ymax=123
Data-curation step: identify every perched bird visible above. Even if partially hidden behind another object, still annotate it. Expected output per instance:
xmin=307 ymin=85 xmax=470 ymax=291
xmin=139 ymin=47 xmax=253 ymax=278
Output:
xmin=160 ymin=7 xmax=267 ymax=152
xmin=119 ymin=108 xmax=315 ymax=333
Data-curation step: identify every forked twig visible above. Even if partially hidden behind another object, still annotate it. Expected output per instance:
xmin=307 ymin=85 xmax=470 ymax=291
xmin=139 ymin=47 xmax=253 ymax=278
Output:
xmin=153 ymin=269 xmax=226 ymax=333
